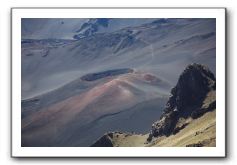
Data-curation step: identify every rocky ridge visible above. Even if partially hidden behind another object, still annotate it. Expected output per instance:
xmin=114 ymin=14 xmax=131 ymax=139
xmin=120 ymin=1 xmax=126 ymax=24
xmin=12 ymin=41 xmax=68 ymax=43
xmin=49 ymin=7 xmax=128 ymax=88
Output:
xmin=148 ymin=63 xmax=216 ymax=141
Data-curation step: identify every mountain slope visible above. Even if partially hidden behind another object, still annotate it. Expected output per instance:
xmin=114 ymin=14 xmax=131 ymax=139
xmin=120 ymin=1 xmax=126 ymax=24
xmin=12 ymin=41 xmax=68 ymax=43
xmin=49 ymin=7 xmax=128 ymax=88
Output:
xmin=21 ymin=18 xmax=216 ymax=99
xmin=22 ymin=18 xmax=156 ymax=40
xmin=92 ymin=110 xmax=215 ymax=147
xmin=91 ymin=64 xmax=216 ymax=147
xmin=21 ymin=18 xmax=216 ymax=147
xmin=22 ymin=69 xmax=170 ymax=146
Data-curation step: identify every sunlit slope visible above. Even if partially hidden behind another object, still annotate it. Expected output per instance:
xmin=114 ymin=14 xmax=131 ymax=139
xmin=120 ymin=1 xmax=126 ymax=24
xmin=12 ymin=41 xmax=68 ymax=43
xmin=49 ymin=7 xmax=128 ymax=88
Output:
xmin=97 ymin=110 xmax=215 ymax=147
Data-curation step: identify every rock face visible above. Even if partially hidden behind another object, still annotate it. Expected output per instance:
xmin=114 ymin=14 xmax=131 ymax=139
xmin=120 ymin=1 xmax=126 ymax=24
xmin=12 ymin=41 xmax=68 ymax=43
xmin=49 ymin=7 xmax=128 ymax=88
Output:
xmin=148 ymin=63 xmax=216 ymax=140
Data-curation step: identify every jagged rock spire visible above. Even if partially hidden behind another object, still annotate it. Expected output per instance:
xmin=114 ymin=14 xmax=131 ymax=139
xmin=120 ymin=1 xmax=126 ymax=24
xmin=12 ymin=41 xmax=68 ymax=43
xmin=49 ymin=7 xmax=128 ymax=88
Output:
xmin=148 ymin=63 xmax=216 ymax=141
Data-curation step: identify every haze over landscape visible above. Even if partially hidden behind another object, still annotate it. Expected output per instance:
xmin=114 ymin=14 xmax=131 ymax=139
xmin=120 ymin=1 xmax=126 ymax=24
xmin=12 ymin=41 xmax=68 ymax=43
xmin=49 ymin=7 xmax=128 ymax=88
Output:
xmin=21 ymin=18 xmax=216 ymax=147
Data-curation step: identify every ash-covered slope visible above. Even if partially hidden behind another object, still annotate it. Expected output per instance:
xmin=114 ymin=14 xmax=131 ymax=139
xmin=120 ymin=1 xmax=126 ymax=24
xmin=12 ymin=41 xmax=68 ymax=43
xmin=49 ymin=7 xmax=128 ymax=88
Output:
xmin=91 ymin=64 xmax=216 ymax=147
xmin=22 ymin=69 xmax=170 ymax=147
xmin=21 ymin=18 xmax=216 ymax=99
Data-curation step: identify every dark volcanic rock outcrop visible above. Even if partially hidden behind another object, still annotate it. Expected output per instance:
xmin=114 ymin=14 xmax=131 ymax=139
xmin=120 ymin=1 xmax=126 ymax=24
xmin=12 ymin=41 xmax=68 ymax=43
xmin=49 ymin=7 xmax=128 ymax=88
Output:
xmin=81 ymin=68 xmax=133 ymax=81
xmin=148 ymin=63 xmax=216 ymax=140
